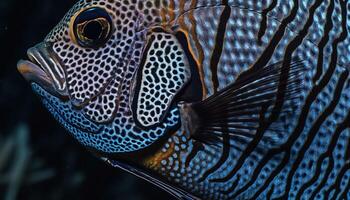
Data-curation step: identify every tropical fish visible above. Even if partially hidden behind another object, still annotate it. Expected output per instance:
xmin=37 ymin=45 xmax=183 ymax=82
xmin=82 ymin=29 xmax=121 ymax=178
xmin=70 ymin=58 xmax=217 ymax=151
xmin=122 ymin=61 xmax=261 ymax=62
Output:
xmin=17 ymin=0 xmax=350 ymax=199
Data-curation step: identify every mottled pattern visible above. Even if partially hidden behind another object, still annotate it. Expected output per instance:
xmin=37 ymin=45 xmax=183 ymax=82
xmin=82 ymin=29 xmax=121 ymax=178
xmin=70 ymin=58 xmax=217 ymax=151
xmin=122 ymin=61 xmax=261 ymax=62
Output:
xmin=22 ymin=0 xmax=350 ymax=199
xmin=133 ymin=32 xmax=190 ymax=128
xmin=33 ymin=81 xmax=180 ymax=153
xmin=84 ymin=77 xmax=120 ymax=123
xmin=34 ymin=0 xmax=182 ymax=153
xmin=149 ymin=0 xmax=350 ymax=199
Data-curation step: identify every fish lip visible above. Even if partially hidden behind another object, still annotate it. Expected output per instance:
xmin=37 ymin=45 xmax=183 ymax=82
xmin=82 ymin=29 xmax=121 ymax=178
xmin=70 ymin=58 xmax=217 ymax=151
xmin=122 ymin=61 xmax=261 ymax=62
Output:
xmin=18 ymin=43 xmax=69 ymax=99
xmin=17 ymin=59 xmax=61 ymax=98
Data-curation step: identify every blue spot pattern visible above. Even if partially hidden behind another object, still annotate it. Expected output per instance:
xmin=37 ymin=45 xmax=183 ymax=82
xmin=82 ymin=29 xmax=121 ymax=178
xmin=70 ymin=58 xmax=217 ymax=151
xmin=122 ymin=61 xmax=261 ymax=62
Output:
xmin=32 ymin=83 xmax=180 ymax=153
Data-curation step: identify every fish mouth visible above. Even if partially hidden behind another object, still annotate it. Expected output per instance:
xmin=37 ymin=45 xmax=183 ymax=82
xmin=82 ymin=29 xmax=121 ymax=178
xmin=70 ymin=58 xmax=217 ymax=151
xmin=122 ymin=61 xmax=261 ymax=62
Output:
xmin=17 ymin=42 xmax=68 ymax=98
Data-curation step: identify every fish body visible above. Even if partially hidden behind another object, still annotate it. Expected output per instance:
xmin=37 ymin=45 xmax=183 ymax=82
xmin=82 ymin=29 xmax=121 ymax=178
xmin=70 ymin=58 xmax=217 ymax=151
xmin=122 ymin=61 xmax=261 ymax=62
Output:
xmin=17 ymin=0 xmax=350 ymax=199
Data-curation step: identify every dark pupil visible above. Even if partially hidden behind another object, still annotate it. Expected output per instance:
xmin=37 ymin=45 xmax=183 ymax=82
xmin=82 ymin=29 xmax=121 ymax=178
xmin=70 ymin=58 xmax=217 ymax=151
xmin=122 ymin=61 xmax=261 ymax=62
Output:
xmin=83 ymin=21 xmax=102 ymax=40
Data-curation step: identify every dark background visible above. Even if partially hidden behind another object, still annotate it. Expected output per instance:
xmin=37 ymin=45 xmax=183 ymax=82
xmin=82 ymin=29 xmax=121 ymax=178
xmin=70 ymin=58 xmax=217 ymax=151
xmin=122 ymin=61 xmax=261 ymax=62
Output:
xmin=0 ymin=0 xmax=173 ymax=199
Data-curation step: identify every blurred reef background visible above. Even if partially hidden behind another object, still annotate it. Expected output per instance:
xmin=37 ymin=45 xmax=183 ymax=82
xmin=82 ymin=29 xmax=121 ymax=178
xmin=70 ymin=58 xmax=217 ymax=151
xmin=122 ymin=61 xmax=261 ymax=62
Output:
xmin=0 ymin=0 xmax=173 ymax=199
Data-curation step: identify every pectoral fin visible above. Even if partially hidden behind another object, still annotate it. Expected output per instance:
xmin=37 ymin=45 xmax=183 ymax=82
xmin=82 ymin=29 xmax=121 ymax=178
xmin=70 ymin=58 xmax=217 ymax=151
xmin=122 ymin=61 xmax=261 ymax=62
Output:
xmin=180 ymin=59 xmax=306 ymax=149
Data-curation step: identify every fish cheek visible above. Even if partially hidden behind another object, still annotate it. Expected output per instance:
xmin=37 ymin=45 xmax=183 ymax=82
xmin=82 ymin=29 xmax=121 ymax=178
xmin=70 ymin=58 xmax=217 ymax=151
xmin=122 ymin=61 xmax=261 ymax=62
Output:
xmin=131 ymin=31 xmax=191 ymax=129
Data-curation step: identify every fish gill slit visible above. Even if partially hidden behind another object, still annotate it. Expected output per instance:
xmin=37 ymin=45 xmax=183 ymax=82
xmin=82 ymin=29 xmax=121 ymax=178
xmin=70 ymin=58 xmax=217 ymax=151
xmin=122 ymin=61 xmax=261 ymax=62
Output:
xmin=257 ymin=0 xmax=278 ymax=45
xmin=209 ymin=2 xmax=231 ymax=93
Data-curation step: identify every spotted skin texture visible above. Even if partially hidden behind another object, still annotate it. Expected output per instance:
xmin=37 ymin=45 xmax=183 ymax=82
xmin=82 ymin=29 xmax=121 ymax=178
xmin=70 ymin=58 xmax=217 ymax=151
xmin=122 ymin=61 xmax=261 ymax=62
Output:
xmin=83 ymin=77 xmax=120 ymax=123
xmin=48 ymin=0 xmax=142 ymax=119
xmin=38 ymin=0 xmax=183 ymax=153
xmin=146 ymin=0 xmax=350 ymax=199
xmin=23 ymin=0 xmax=350 ymax=200
xmin=134 ymin=32 xmax=190 ymax=128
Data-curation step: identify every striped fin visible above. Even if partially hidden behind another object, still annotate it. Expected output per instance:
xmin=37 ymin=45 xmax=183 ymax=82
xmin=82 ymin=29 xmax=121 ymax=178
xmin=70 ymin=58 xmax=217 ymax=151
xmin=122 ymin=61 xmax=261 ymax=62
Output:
xmin=182 ymin=59 xmax=305 ymax=147
xmin=179 ymin=59 xmax=306 ymax=183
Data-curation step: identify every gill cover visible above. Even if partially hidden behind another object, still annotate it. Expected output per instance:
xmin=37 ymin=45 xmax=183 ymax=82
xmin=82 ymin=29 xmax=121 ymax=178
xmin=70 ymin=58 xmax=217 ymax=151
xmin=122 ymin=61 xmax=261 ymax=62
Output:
xmin=132 ymin=29 xmax=191 ymax=128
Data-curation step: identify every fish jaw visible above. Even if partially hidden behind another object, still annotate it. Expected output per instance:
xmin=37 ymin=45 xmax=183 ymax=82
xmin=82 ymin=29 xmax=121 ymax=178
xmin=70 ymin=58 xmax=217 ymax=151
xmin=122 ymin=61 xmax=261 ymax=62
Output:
xmin=17 ymin=42 xmax=68 ymax=99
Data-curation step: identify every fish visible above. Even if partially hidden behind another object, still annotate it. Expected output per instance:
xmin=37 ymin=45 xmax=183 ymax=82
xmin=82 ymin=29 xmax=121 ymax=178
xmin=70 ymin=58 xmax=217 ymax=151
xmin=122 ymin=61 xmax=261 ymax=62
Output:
xmin=17 ymin=0 xmax=350 ymax=199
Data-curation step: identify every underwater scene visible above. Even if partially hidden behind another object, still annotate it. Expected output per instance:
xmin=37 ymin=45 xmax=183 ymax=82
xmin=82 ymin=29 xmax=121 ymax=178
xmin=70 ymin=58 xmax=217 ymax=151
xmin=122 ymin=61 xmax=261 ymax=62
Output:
xmin=2 ymin=0 xmax=350 ymax=199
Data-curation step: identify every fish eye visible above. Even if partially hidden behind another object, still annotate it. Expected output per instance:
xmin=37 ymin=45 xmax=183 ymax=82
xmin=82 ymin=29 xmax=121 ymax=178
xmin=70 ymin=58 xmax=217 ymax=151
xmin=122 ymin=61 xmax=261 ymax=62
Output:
xmin=72 ymin=7 xmax=113 ymax=49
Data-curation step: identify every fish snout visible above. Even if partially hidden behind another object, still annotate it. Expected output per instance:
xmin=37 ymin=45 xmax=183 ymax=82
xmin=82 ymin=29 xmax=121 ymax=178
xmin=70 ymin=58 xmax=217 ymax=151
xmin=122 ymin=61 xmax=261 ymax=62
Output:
xmin=17 ymin=42 xmax=68 ymax=98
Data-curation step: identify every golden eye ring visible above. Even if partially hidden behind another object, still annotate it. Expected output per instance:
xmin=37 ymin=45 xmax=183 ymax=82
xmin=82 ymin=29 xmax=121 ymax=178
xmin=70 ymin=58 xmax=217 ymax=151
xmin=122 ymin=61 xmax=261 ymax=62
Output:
xmin=70 ymin=7 xmax=113 ymax=49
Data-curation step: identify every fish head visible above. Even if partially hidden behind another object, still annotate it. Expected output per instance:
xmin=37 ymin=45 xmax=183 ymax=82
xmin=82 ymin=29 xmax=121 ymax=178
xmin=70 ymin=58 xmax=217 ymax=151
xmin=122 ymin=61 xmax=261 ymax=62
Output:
xmin=17 ymin=0 xmax=191 ymax=155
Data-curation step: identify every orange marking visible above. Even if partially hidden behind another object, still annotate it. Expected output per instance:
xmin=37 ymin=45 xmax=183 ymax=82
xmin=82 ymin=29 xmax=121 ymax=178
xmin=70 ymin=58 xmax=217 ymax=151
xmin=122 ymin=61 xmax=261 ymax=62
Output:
xmin=160 ymin=7 xmax=168 ymax=27
xmin=18 ymin=64 xmax=35 ymax=74
xmin=169 ymin=0 xmax=176 ymax=23
xmin=188 ymin=0 xmax=207 ymax=98
xmin=143 ymin=142 xmax=175 ymax=170
xmin=179 ymin=0 xmax=185 ymax=14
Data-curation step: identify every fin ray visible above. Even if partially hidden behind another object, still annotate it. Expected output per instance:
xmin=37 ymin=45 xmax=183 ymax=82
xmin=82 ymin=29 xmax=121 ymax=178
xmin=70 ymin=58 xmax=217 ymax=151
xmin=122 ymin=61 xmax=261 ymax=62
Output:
xmin=184 ymin=59 xmax=306 ymax=150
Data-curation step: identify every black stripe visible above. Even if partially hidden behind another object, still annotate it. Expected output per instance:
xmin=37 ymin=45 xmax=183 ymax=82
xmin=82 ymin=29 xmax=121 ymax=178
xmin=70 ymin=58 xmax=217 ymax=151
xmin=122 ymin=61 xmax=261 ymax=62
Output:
xmin=227 ymin=0 xmax=337 ymax=197
xmin=324 ymin=161 xmax=350 ymax=200
xmin=295 ymin=161 xmax=320 ymax=199
xmin=214 ymin=104 xmax=270 ymax=190
xmin=211 ymin=0 xmax=302 ymax=186
xmin=240 ymin=0 xmax=300 ymax=79
xmin=185 ymin=141 xmax=204 ymax=168
xmin=313 ymin=0 xmax=335 ymax=83
xmin=131 ymin=33 xmax=156 ymax=129
xmin=309 ymin=157 xmax=334 ymax=199
xmin=248 ymin=1 xmax=348 ymax=198
xmin=266 ymin=184 xmax=275 ymax=200
xmin=294 ymin=1 xmax=348 ymax=197
xmin=213 ymin=0 xmax=302 ymax=185
xmin=279 ymin=68 xmax=349 ymax=199
xmin=346 ymin=135 xmax=350 ymax=161
xmin=296 ymin=111 xmax=350 ymax=199
xmin=194 ymin=0 xmax=232 ymax=182
xmin=209 ymin=3 xmax=231 ymax=93
xmin=339 ymin=178 xmax=350 ymax=200
xmin=248 ymin=153 xmax=290 ymax=200
xmin=221 ymin=175 xmax=240 ymax=195
xmin=197 ymin=107 xmax=231 ymax=182
xmin=257 ymin=0 xmax=278 ymax=45
xmin=309 ymin=91 xmax=349 ymax=200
